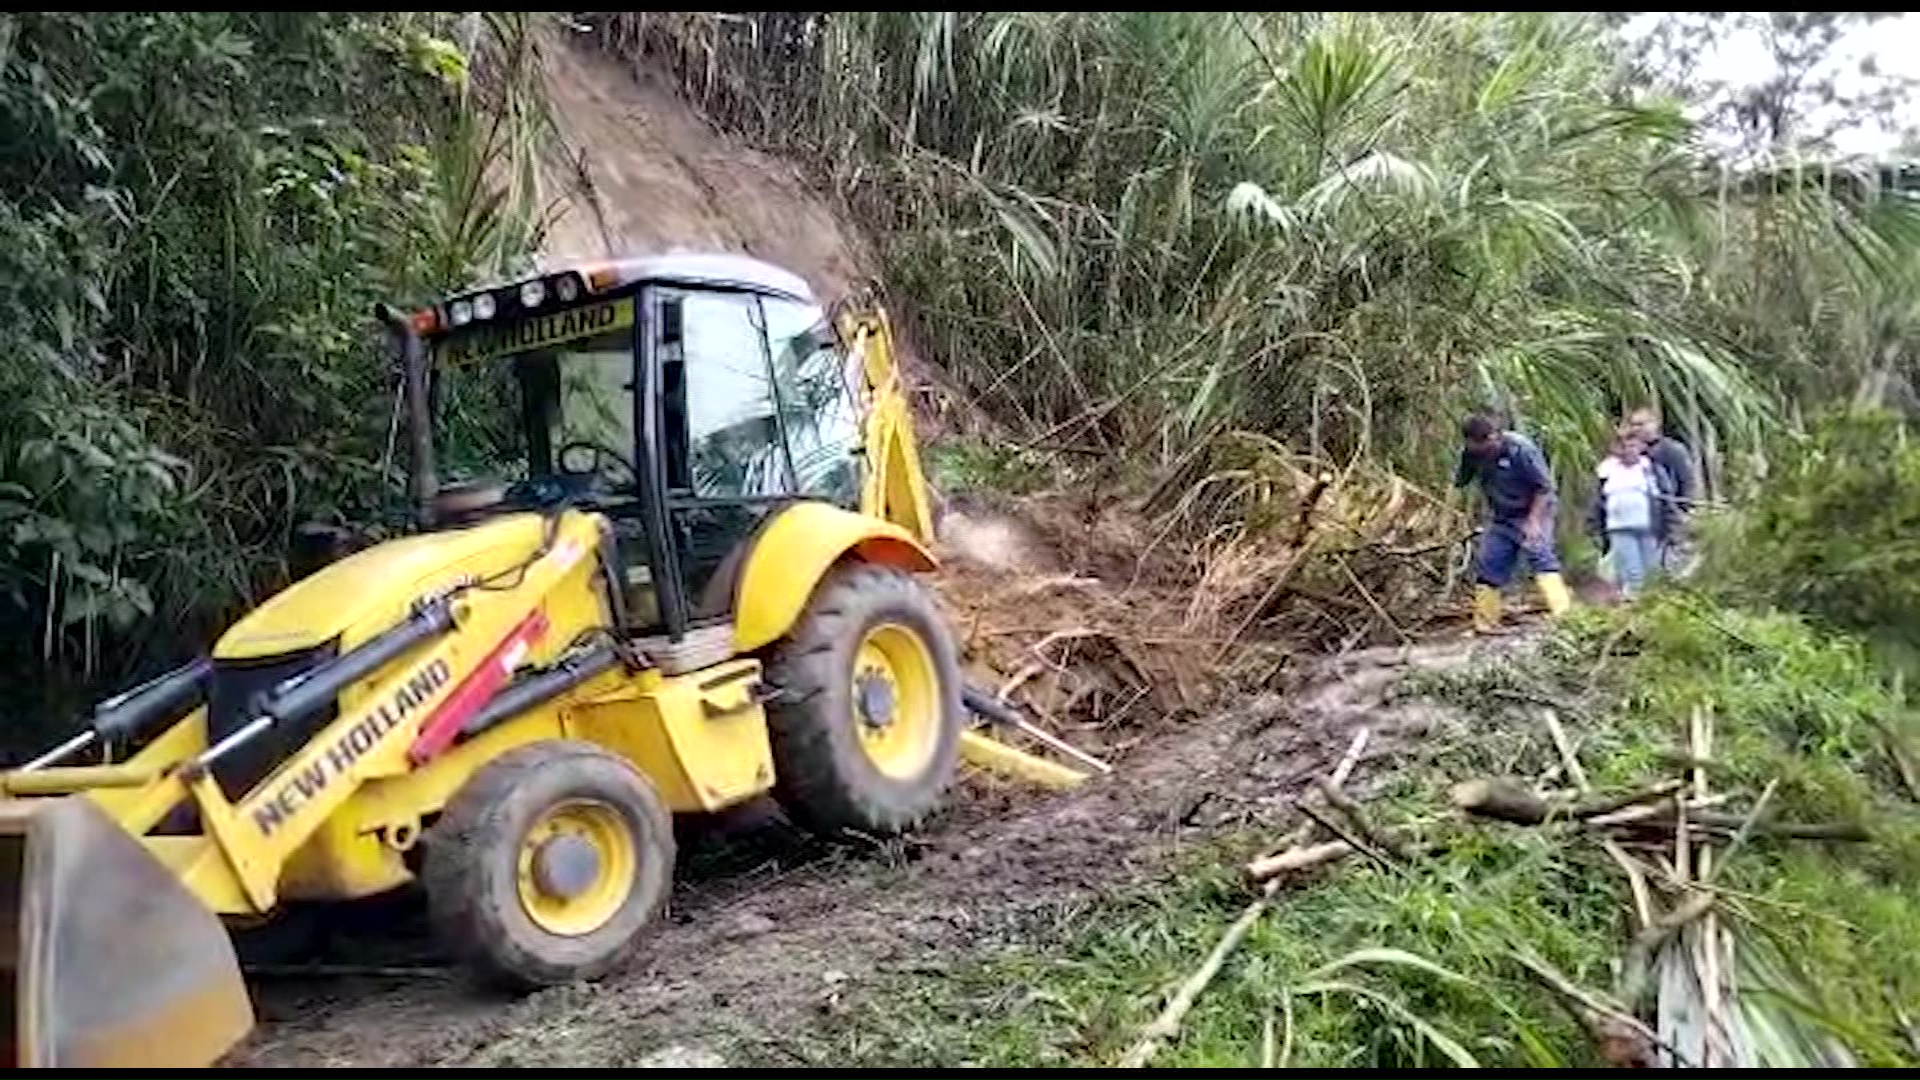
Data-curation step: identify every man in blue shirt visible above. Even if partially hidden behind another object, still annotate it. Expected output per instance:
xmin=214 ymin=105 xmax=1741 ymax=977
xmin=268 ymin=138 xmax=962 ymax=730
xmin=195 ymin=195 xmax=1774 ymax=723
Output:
xmin=1453 ymin=412 xmax=1573 ymax=632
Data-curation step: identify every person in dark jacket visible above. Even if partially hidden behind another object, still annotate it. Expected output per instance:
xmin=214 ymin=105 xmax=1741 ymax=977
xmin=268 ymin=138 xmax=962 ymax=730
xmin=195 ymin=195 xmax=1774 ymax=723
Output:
xmin=1625 ymin=405 xmax=1695 ymax=570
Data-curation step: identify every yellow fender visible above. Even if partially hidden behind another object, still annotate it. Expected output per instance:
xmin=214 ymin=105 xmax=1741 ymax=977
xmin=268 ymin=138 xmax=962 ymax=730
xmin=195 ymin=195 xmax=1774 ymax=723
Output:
xmin=732 ymin=502 xmax=938 ymax=654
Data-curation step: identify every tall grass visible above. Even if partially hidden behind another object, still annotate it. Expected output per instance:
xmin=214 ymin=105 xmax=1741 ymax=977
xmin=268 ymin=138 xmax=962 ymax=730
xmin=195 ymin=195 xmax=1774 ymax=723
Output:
xmin=592 ymin=11 xmax=1920 ymax=489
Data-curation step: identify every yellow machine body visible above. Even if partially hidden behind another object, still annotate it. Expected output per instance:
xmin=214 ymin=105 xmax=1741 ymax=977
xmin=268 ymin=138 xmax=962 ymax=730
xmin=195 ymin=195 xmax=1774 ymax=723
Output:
xmin=0 ymin=259 xmax=1077 ymax=1068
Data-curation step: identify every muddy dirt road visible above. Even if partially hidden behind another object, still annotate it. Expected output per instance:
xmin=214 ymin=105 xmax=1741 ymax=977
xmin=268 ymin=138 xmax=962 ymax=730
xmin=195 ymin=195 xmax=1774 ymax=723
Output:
xmin=234 ymin=638 xmax=1494 ymax=1068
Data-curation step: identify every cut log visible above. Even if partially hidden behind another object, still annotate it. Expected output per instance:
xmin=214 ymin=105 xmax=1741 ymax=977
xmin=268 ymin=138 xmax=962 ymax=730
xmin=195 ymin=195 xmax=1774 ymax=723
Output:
xmin=1451 ymin=778 xmax=1550 ymax=824
xmin=1451 ymin=777 xmax=1684 ymax=827
xmin=1246 ymin=839 xmax=1355 ymax=880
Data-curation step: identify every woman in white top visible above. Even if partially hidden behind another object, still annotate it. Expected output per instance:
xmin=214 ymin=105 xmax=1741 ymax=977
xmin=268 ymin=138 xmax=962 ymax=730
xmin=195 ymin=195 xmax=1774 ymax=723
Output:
xmin=1587 ymin=428 xmax=1674 ymax=598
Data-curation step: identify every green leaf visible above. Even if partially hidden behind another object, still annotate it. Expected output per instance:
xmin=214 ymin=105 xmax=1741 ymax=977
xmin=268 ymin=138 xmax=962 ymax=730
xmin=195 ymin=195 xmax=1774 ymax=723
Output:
xmin=1295 ymin=978 xmax=1484 ymax=1068
xmin=1303 ymin=947 xmax=1476 ymax=985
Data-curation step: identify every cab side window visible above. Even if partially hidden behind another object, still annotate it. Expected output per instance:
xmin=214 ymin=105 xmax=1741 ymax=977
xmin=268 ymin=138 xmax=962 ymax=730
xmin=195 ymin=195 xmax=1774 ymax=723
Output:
xmin=659 ymin=290 xmax=793 ymax=498
xmin=761 ymin=297 xmax=863 ymax=508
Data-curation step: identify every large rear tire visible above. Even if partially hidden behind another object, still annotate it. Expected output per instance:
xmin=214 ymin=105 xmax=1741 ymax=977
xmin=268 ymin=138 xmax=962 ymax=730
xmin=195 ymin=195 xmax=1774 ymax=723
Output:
xmin=423 ymin=741 xmax=675 ymax=991
xmin=763 ymin=561 xmax=963 ymax=835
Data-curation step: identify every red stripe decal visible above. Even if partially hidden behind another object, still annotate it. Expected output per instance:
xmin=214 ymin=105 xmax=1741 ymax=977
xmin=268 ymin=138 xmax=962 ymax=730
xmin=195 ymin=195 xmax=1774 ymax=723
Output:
xmin=407 ymin=609 xmax=549 ymax=765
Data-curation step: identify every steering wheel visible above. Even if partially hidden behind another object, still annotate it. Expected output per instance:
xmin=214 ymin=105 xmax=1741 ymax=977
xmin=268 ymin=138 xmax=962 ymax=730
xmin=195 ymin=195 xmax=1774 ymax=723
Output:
xmin=556 ymin=439 xmax=639 ymax=489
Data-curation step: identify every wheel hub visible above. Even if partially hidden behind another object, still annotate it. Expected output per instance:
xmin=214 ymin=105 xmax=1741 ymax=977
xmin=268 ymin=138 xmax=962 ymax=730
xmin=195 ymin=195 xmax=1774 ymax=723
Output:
xmin=856 ymin=670 xmax=897 ymax=729
xmin=531 ymin=833 xmax=601 ymax=900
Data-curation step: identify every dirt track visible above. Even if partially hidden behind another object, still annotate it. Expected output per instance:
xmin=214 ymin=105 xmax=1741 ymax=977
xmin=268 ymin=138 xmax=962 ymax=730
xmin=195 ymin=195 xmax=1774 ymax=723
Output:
xmin=233 ymin=637 xmax=1493 ymax=1068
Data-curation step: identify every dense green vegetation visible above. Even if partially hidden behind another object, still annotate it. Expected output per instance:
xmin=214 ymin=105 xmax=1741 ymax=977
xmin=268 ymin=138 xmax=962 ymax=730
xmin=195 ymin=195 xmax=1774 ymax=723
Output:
xmin=1700 ymin=408 xmax=1920 ymax=663
xmin=604 ymin=11 xmax=1918 ymax=487
xmin=0 ymin=14 xmax=549 ymax=738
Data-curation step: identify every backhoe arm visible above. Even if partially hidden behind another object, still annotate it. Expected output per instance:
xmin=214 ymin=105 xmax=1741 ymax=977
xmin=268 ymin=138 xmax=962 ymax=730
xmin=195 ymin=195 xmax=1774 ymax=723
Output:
xmin=839 ymin=305 xmax=935 ymax=545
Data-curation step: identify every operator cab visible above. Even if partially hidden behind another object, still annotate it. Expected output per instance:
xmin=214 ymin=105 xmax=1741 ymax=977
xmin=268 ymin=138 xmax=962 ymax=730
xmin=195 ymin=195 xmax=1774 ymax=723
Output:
xmin=411 ymin=254 xmax=866 ymax=648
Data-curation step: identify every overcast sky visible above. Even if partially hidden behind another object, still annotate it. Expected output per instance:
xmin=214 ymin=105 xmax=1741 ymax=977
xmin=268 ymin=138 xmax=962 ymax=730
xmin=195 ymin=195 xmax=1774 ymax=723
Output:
xmin=1622 ymin=11 xmax=1920 ymax=155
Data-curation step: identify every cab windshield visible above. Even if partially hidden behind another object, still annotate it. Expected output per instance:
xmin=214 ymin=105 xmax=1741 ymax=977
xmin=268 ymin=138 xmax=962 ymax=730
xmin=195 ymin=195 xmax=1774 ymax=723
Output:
xmin=430 ymin=297 xmax=640 ymax=498
xmin=430 ymin=289 xmax=863 ymax=510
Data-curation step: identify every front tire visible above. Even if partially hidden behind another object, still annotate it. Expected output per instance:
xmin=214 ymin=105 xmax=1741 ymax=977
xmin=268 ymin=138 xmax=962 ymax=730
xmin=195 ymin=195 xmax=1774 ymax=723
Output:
xmin=763 ymin=562 xmax=963 ymax=835
xmin=423 ymin=741 xmax=675 ymax=991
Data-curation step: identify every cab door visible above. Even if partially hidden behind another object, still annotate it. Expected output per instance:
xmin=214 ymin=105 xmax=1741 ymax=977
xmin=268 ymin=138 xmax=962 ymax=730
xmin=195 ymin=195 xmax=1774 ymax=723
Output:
xmin=644 ymin=286 xmax=798 ymax=634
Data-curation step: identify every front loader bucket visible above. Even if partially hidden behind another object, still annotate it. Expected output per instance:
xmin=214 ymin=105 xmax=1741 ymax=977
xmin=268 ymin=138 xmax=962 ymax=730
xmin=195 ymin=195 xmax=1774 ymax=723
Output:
xmin=0 ymin=797 xmax=253 ymax=1067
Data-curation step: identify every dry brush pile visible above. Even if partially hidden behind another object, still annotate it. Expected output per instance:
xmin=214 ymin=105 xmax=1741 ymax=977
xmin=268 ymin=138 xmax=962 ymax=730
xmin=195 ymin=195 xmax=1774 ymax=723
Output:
xmin=927 ymin=444 xmax=1476 ymax=761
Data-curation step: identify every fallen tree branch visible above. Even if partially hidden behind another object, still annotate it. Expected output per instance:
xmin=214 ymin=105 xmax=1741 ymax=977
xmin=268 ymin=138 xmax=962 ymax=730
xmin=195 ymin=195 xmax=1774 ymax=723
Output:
xmin=1316 ymin=777 xmax=1405 ymax=858
xmin=1128 ymin=727 xmax=1373 ymax=1068
xmin=1298 ymin=800 xmax=1397 ymax=871
xmin=1329 ymin=728 xmax=1372 ymax=789
xmin=1586 ymin=792 xmax=1732 ymax=829
xmin=1542 ymin=709 xmax=1589 ymax=790
xmin=1603 ymin=839 xmax=1655 ymax=931
xmin=1245 ymin=826 xmax=1437 ymax=882
xmin=1609 ymin=806 xmax=1870 ymax=842
xmin=1246 ymin=838 xmax=1358 ymax=880
xmin=1701 ymin=778 xmax=1776 ymax=887
xmin=1117 ymin=887 xmax=1272 ymax=1068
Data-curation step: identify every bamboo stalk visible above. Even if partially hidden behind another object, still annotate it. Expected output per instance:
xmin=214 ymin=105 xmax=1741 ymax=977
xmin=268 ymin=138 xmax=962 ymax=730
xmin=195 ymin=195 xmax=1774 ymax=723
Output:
xmin=1603 ymin=840 xmax=1655 ymax=931
xmin=1542 ymin=709 xmax=1589 ymax=790
xmin=1695 ymin=708 xmax=1730 ymax=1070
xmin=1329 ymin=727 xmax=1372 ymax=788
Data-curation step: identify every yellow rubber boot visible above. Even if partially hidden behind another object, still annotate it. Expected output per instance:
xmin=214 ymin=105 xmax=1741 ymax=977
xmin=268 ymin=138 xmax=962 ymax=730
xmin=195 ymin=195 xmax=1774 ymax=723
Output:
xmin=1536 ymin=572 xmax=1573 ymax=617
xmin=1472 ymin=585 xmax=1503 ymax=634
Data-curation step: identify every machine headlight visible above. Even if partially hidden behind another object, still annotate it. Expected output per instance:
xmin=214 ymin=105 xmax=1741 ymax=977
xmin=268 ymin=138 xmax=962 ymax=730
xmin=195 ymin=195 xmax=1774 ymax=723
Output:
xmin=554 ymin=274 xmax=581 ymax=303
xmin=473 ymin=293 xmax=497 ymax=320
xmin=519 ymin=279 xmax=547 ymax=309
xmin=449 ymin=299 xmax=474 ymax=327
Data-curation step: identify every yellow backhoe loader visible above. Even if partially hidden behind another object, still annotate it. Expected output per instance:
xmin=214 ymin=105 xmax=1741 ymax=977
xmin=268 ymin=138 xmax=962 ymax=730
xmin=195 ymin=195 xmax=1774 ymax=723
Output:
xmin=0 ymin=254 xmax=1084 ymax=1067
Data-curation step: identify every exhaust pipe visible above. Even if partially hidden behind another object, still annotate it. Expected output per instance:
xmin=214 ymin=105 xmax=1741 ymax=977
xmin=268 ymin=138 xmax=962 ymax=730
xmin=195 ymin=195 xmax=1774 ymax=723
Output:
xmin=376 ymin=303 xmax=439 ymax=528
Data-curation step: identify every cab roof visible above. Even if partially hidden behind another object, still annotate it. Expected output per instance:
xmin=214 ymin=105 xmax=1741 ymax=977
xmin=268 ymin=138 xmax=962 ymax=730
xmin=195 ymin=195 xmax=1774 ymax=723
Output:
xmin=574 ymin=252 xmax=817 ymax=303
xmin=414 ymin=252 xmax=821 ymax=339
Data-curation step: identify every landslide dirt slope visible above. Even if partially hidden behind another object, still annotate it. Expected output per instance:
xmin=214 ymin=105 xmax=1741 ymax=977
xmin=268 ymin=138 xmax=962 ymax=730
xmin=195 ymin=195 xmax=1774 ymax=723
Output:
xmin=532 ymin=37 xmax=978 ymax=442
xmin=534 ymin=39 xmax=873 ymax=299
